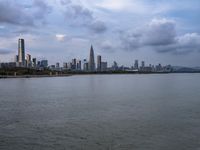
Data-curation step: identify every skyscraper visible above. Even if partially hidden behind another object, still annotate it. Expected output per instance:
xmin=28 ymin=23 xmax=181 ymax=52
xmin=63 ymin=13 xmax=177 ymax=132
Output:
xmin=18 ymin=39 xmax=25 ymax=66
xmin=134 ymin=60 xmax=139 ymax=69
xmin=26 ymin=54 xmax=31 ymax=68
xmin=32 ymin=58 xmax=37 ymax=68
xmin=141 ymin=61 xmax=145 ymax=68
xmin=97 ymin=55 xmax=101 ymax=72
xmin=101 ymin=62 xmax=107 ymax=71
xmin=89 ymin=45 xmax=95 ymax=72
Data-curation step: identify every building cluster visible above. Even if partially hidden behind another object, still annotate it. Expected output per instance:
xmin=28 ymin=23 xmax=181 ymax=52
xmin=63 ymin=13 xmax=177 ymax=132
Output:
xmin=61 ymin=46 xmax=108 ymax=72
xmin=0 ymin=39 xmax=48 ymax=69
xmin=0 ymin=39 xmax=172 ymax=73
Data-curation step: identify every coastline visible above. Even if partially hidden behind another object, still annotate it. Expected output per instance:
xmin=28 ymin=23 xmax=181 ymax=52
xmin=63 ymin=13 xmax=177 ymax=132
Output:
xmin=0 ymin=74 xmax=72 ymax=79
xmin=1 ymin=72 xmax=200 ymax=79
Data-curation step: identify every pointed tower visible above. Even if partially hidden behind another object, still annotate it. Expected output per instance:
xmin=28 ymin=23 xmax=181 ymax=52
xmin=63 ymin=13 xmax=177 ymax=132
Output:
xmin=89 ymin=45 xmax=95 ymax=72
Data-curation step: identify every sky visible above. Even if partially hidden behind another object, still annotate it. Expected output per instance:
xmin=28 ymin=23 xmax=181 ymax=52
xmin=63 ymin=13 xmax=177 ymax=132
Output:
xmin=0 ymin=0 xmax=200 ymax=67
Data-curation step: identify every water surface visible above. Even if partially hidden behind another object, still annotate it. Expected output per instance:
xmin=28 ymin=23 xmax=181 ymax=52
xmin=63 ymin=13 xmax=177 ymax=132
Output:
xmin=0 ymin=74 xmax=200 ymax=150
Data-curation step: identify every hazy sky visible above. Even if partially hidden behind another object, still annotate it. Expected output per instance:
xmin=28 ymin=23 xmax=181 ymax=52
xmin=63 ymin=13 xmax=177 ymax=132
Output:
xmin=0 ymin=0 xmax=200 ymax=67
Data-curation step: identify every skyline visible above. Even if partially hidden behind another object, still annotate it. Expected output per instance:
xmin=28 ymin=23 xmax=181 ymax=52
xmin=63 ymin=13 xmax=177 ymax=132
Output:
xmin=0 ymin=0 xmax=200 ymax=67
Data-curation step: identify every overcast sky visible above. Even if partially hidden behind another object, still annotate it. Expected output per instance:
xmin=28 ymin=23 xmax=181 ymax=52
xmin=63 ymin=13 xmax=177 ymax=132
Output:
xmin=0 ymin=0 xmax=200 ymax=67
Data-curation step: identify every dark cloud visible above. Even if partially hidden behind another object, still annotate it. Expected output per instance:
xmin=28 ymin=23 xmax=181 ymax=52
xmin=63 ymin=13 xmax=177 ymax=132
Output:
xmin=64 ymin=4 xmax=93 ymax=25
xmin=100 ymin=40 xmax=115 ymax=53
xmin=0 ymin=49 xmax=13 ymax=55
xmin=63 ymin=2 xmax=107 ymax=33
xmin=0 ymin=0 xmax=51 ymax=26
xmin=0 ymin=1 xmax=34 ymax=26
xmin=33 ymin=0 xmax=52 ymax=21
xmin=90 ymin=21 xmax=107 ymax=33
xmin=60 ymin=0 xmax=72 ymax=5
xmin=143 ymin=19 xmax=176 ymax=46
xmin=120 ymin=18 xmax=200 ymax=54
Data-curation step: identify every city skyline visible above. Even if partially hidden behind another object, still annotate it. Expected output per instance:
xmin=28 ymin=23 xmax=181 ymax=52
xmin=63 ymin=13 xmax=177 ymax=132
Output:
xmin=0 ymin=0 xmax=200 ymax=67
xmin=0 ymin=38 xmax=173 ymax=73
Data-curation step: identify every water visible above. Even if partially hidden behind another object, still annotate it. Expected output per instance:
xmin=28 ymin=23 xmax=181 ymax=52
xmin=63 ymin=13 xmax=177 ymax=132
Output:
xmin=0 ymin=74 xmax=200 ymax=150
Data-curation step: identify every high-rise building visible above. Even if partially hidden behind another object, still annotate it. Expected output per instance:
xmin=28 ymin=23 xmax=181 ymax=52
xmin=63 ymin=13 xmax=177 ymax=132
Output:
xmin=32 ymin=58 xmax=37 ymax=68
xmin=97 ymin=55 xmax=101 ymax=72
xmin=112 ymin=61 xmax=118 ymax=71
xmin=84 ymin=62 xmax=89 ymax=71
xmin=63 ymin=63 xmax=68 ymax=69
xmin=76 ymin=60 xmax=81 ymax=70
xmin=101 ymin=62 xmax=107 ymax=71
xmin=89 ymin=45 xmax=95 ymax=72
xmin=14 ymin=55 xmax=18 ymax=63
xmin=141 ymin=61 xmax=145 ymax=68
xmin=56 ymin=62 xmax=60 ymax=68
xmin=18 ymin=39 xmax=25 ymax=66
xmin=26 ymin=54 xmax=32 ymax=68
xmin=72 ymin=58 xmax=76 ymax=70
xmin=41 ymin=60 xmax=48 ymax=68
xmin=134 ymin=60 xmax=139 ymax=69
xmin=67 ymin=62 xmax=72 ymax=70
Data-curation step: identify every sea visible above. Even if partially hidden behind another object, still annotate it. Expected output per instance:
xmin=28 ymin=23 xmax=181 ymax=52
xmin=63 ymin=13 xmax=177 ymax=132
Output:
xmin=0 ymin=74 xmax=200 ymax=150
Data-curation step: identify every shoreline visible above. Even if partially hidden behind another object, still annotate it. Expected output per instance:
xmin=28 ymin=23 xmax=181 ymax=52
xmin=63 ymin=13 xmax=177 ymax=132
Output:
xmin=0 ymin=74 xmax=72 ymax=79
xmin=0 ymin=72 xmax=200 ymax=79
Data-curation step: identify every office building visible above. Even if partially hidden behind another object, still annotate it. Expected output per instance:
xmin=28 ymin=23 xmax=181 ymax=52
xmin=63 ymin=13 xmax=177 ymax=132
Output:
xmin=84 ymin=62 xmax=89 ymax=71
xmin=101 ymin=62 xmax=107 ymax=71
xmin=112 ymin=61 xmax=118 ymax=71
xmin=89 ymin=45 xmax=95 ymax=72
xmin=134 ymin=60 xmax=139 ymax=69
xmin=32 ymin=58 xmax=37 ymax=68
xmin=63 ymin=63 xmax=68 ymax=69
xmin=41 ymin=60 xmax=48 ymax=68
xmin=14 ymin=55 xmax=18 ymax=63
xmin=26 ymin=54 xmax=32 ymax=68
xmin=18 ymin=39 xmax=25 ymax=66
xmin=97 ymin=55 xmax=101 ymax=72
xmin=76 ymin=60 xmax=82 ymax=70
xmin=56 ymin=62 xmax=60 ymax=68
xmin=141 ymin=61 xmax=145 ymax=68
xmin=72 ymin=58 xmax=76 ymax=70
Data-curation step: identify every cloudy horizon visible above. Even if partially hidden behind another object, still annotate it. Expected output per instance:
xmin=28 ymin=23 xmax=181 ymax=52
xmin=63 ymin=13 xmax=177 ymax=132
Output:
xmin=0 ymin=0 xmax=200 ymax=67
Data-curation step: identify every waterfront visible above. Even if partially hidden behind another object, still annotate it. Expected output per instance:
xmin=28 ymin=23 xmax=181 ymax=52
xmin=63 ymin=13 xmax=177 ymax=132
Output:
xmin=0 ymin=74 xmax=200 ymax=150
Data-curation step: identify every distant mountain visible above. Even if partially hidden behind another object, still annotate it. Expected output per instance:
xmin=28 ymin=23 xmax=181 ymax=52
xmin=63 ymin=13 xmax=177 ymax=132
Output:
xmin=172 ymin=66 xmax=200 ymax=73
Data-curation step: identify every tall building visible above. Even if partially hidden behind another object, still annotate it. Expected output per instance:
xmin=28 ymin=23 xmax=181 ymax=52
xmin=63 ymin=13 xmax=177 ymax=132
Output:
xmin=41 ymin=60 xmax=48 ymax=68
xmin=97 ymin=55 xmax=101 ymax=72
xmin=112 ymin=61 xmax=118 ymax=71
xmin=141 ymin=61 xmax=145 ymax=68
xmin=18 ymin=39 xmax=25 ymax=66
xmin=72 ymin=58 xmax=76 ymax=70
xmin=26 ymin=54 xmax=32 ymax=68
xmin=89 ymin=45 xmax=95 ymax=72
xmin=84 ymin=62 xmax=89 ymax=71
xmin=56 ymin=62 xmax=60 ymax=68
xmin=76 ymin=60 xmax=82 ymax=70
xmin=32 ymin=58 xmax=37 ymax=68
xmin=134 ymin=60 xmax=139 ymax=69
xmin=63 ymin=62 xmax=68 ymax=69
xmin=14 ymin=55 xmax=18 ymax=63
xmin=101 ymin=62 xmax=107 ymax=71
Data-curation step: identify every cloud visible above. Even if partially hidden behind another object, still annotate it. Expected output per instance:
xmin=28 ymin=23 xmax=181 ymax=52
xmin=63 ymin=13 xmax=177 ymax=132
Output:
xmin=0 ymin=1 xmax=34 ymax=26
xmin=56 ymin=34 xmax=67 ymax=42
xmin=0 ymin=49 xmax=14 ymax=55
xmin=120 ymin=18 xmax=200 ymax=54
xmin=143 ymin=18 xmax=176 ymax=46
xmin=0 ymin=0 xmax=51 ymax=26
xmin=100 ymin=40 xmax=115 ymax=53
xmin=63 ymin=2 xmax=107 ymax=33
xmin=89 ymin=21 xmax=107 ymax=33
xmin=32 ymin=0 xmax=52 ymax=21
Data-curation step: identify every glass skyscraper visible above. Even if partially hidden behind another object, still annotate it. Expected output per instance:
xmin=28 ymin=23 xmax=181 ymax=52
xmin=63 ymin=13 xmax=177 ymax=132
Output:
xmin=18 ymin=39 xmax=25 ymax=66
xmin=89 ymin=45 xmax=95 ymax=72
